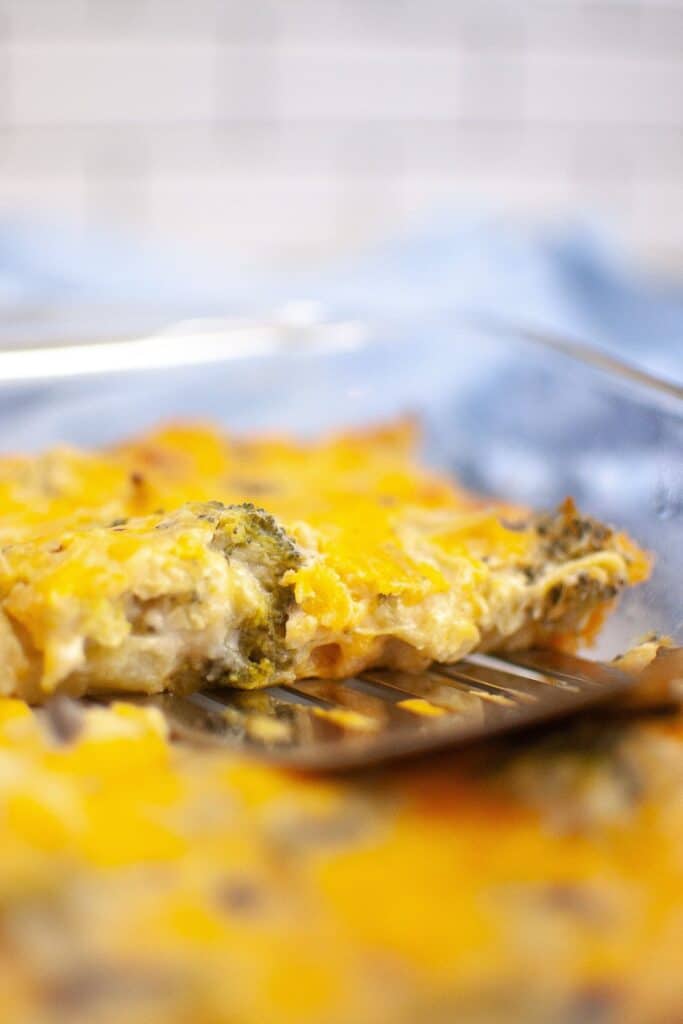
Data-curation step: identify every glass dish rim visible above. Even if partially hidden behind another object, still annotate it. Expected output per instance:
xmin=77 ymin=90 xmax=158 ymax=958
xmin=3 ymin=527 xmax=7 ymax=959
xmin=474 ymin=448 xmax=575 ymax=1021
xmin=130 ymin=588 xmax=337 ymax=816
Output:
xmin=0 ymin=310 xmax=680 ymax=410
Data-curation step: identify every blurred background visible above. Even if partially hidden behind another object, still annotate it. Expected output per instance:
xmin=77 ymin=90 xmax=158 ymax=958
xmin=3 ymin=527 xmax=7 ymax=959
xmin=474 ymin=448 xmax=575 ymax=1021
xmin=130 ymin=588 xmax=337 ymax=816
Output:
xmin=0 ymin=0 xmax=681 ymax=278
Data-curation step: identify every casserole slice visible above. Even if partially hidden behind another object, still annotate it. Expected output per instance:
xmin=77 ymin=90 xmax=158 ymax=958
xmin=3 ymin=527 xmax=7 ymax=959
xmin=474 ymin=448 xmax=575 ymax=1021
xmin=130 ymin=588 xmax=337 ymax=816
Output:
xmin=0 ymin=423 xmax=649 ymax=702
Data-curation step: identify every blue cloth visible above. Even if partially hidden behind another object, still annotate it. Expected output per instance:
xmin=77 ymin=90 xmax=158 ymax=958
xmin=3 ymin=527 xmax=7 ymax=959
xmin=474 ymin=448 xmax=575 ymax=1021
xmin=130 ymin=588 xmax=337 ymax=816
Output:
xmin=0 ymin=212 xmax=681 ymax=383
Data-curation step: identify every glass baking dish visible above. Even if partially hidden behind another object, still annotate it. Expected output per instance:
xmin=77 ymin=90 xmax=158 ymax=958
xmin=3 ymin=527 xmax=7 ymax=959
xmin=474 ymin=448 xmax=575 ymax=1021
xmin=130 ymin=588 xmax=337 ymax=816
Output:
xmin=0 ymin=310 xmax=680 ymax=659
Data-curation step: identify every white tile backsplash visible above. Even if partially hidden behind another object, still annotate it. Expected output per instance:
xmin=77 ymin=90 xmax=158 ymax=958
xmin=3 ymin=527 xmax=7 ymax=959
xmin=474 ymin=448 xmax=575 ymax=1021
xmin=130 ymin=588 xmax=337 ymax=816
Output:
xmin=0 ymin=171 xmax=87 ymax=226
xmin=456 ymin=54 xmax=526 ymax=120
xmin=0 ymin=0 xmax=680 ymax=275
xmin=144 ymin=172 xmax=386 ymax=265
xmin=7 ymin=40 xmax=218 ymax=124
xmin=86 ymin=172 xmax=147 ymax=229
xmin=216 ymin=45 xmax=280 ymax=121
xmin=525 ymin=54 xmax=683 ymax=125
xmin=630 ymin=180 xmax=683 ymax=258
xmin=0 ymin=0 xmax=90 ymax=38
xmin=276 ymin=46 xmax=462 ymax=122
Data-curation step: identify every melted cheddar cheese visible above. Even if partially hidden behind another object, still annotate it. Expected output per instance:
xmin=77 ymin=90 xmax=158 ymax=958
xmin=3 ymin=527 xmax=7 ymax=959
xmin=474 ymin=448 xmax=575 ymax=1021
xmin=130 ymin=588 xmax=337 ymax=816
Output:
xmin=0 ymin=422 xmax=679 ymax=1024
xmin=0 ymin=421 xmax=648 ymax=701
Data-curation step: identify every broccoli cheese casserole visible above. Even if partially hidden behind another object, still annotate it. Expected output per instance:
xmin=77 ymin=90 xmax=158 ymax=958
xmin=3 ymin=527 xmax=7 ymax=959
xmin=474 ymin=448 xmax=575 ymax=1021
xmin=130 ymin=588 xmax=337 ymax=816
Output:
xmin=0 ymin=421 xmax=648 ymax=702
xmin=1 ymin=419 xmax=682 ymax=1024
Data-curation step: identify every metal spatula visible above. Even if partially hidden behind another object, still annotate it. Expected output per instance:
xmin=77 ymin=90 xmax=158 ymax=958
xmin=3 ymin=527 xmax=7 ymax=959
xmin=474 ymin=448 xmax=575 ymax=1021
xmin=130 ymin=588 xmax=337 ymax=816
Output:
xmin=146 ymin=650 xmax=637 ymax=771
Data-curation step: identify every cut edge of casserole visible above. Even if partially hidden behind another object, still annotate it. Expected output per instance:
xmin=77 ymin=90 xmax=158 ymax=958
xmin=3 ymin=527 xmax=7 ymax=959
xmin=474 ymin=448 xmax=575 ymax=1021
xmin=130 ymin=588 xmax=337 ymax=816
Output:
xmin=0 ymin=422 xmax=650 ymax=703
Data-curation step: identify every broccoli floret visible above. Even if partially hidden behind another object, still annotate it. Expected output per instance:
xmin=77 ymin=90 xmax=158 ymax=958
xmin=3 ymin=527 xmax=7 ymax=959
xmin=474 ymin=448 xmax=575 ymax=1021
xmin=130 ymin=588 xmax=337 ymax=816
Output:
xmin=533 ymin=499 xmax=614 ymax=564
xmin=199 ymin=502 xmax=302 ymax=687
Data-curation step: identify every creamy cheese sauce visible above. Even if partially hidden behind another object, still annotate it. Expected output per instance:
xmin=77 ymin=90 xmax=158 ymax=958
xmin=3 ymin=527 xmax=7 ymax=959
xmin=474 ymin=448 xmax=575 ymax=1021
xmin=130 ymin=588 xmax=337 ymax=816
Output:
xmin=0 ymin=423 xmax=649 ymax=701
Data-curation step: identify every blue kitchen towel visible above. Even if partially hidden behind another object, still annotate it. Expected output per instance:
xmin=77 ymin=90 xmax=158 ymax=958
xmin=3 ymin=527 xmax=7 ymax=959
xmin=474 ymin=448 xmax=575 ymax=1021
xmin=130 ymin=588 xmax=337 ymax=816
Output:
xmin=0 ymin=212 xmax=681 ymax=382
